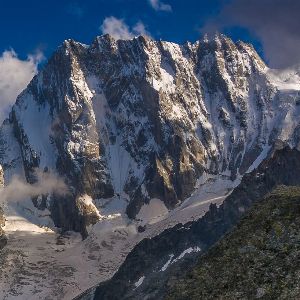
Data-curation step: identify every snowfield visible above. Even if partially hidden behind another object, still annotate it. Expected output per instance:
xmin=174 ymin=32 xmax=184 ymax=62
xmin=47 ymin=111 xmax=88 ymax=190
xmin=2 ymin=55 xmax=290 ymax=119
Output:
xmin=0 ymin=172 xmax=236 ymax=300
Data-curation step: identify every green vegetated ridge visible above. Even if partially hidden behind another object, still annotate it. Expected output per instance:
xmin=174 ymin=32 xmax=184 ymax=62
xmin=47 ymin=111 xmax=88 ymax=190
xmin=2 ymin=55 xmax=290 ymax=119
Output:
xmin=166 ymin=186 xmax=300 ymax=300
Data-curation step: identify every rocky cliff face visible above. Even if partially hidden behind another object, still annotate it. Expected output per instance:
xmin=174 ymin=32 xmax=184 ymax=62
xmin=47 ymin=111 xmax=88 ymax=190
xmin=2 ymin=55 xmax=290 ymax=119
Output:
xmin=0 ymin=208 xmax=6 ymax=250
xmin=1 ymin=34 xmax=300 ymax=234
xmin=81 ymin=147 xmax=300 ymax=300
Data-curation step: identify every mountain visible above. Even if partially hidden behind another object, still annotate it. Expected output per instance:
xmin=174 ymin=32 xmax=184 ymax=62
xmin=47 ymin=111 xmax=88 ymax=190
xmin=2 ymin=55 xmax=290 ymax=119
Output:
xmin=0 ymin=165 xmax=7 ymax=249
xmin=76 ymin=147 xmax=300 ymax=299
xmin=0 ymin=208 xmax=6 ymax=249
xmin=0 ymin=33 xmax=300 ymax=299
xmin=1 ymin=33 xmax=300 ymax=236
xmin=166 ymin=185 xmax=300 ymax=300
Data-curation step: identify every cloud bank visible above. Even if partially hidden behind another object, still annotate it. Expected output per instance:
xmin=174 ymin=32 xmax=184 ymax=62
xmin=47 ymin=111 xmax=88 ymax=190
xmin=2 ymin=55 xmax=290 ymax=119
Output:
xmin=148 ymin=0 xmax=172 ymax=12
xmin=100 ymin=17 xmax=151 ymax=40
xmin=201 ymin=0 xmax=300 ymax=69
xmin=0 ymin=50 xmax=43 ymax=124
xmin=0 ymin=170 xmax=67 ymax=204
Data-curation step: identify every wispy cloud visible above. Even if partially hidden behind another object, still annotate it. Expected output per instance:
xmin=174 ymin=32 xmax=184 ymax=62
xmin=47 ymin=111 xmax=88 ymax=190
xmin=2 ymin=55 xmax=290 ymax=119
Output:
xmin=201 ymin=0 xmax=300 ymax=69
xmin=0 ymin=170 xmax=67 ymax=204
xmin=0 ymin=50 xmax=43 ymax=124
xmin=148 ymin=0 xmax=172 ymax=12
xmin=100 ymin=17 xmax=151 ymax=40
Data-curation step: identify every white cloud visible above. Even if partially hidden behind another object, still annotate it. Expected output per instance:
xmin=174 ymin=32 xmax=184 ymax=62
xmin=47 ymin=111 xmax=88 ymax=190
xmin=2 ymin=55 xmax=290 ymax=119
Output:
xmin=101 ymin=17 xmax=133 ymax=40
xmin=0 ymin=50 xmax=43 ymax=124
xmin=148 ymin=0 xmax=172 ymax=12
xmin=100 ymin=17 xmax=151 ymax=40
xmin=0 ymin=169 xmax=67 ymax=204
xmin=133 ymin=21 xmax=149 ymax=37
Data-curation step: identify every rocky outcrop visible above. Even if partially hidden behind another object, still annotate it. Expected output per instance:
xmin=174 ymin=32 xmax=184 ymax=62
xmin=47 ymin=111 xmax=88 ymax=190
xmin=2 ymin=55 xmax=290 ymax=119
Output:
xmin=80 ymin=147 xmax=300 ymax=299
xmin=0 ymin=208 xmax=6 ymax=250
xmin=2 ymin=34 xmax=300 ymax=234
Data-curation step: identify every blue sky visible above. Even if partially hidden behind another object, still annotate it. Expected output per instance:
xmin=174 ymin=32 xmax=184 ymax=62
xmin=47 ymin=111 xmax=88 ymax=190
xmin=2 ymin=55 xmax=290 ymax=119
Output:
xmin=0 ymin=0 xmax=261 ymax=60
xmin=0 ymin=0 xmax=298 ymax=124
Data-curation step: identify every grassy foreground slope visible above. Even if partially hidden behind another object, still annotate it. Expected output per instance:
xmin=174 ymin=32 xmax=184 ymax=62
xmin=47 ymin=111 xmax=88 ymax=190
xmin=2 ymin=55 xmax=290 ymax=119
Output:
xmin=167 ymin=186 xmax=300 ymax=300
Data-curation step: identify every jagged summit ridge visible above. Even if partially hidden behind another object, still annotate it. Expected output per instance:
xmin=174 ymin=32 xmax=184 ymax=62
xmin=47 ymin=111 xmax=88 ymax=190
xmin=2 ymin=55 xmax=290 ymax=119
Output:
xmin=1 ymin=34 xmax=300 ymax=234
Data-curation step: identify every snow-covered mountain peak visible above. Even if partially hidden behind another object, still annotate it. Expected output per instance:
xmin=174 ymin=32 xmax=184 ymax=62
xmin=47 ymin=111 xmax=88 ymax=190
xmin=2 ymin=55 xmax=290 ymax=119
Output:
xmin=267 ymin=67 xmax=300 ymax=91
xmin=1 ymin=34 xmax=300 ymax=235
xmin=1 ymin=34 xmax=300 ymax=299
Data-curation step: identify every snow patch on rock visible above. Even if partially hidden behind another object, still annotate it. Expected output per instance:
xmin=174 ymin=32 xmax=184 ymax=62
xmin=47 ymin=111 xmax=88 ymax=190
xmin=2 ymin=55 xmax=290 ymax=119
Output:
xmin=134 ymin=276 xmax=145 ymax=289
